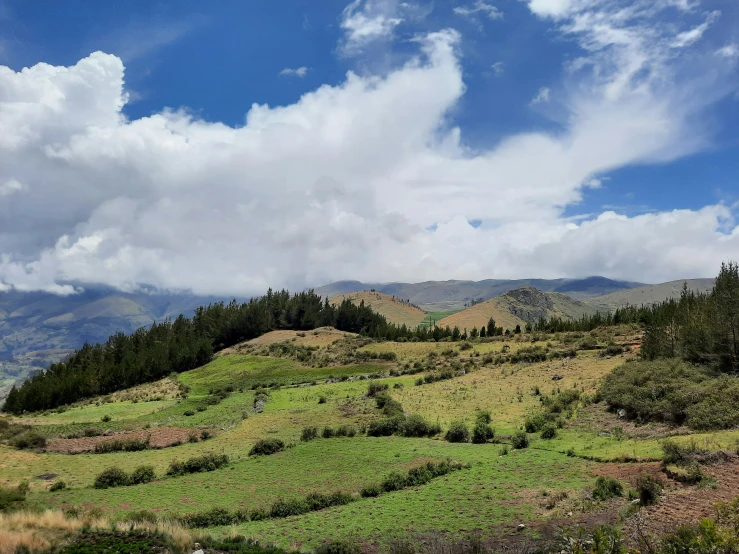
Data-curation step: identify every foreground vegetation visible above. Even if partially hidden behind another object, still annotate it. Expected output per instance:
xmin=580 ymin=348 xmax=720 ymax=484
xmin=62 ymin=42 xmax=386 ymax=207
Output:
xmin=1 ymin=263 xmax=739 ymax=552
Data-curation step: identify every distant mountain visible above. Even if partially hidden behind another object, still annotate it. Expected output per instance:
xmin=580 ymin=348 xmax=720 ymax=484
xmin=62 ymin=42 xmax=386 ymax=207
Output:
xmin=329 ymin=291 xmax=427 ymax=328
xmin=583 ymin=279 xmax=715 ymax=311
xmin=0 ymin=288 xmax=229 ymax=398
xmin=435 ymin=287 xmax=600 ymax=332
xmin=314 ymin=277 xmax=644 ymax=312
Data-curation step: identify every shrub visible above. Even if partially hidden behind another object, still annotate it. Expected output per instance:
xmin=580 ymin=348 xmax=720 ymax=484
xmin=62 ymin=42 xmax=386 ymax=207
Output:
xmin=635 ymin=472 xmax=663 ymax=505
xmin=321 ymin=426 xmax=335 ymax=439
xmin=367 ymin=416 xmax=404 ymax=437
xmin=101 ymin=415 xmax=112 ymax=423
xmin=183 ymin=410 xmax=195 ymax=417
xmin=11 ymin=432 xmax=47 ymax=450
xmin=471 ymin=422 xmax=494 ymax=444
xmin=540 ymin=424 xmax=557 ymax=439
xmin=318 ymin=396 xmax=327 ymax=404
xmin=445 ymin=421 xmax=470 ymax=443
xmin=301 ymin=426 xmax=319 ymax=441
xmin=200 ymin=430 xmax=212 ymax=440
xmin=400 ymin=414 xmax=440 ymax=438
xmin=381 ymin=398 xmax=405 ymax=418
xmin=94 ymin=436 xmax=149 ymax=453
xmin=475 ymin=410 xmax=492 ymax=425
xmin=315 ymin=540 xmax=359 ymax=554
xmin=269 ymin=497 xmax=308 ymax=518
xmin=360 ymin=484 xmax=381 ymax=498
xmin=592 ymin=476 xmax=623 ymax=500
xmin=367 ymin=382 xmax=389 ymax=397
xmin=0 ymin=483 xmax=28 ymax=512
xmin=249 ymin=438 xmax=285 ymax=456
xmin=511 ymin=431 xmax=529 ymax=449
xmin=129 ymin=465 xmax=156 ymax=485
xmin=166 ymin=453 xmax=229 ymax=476
xmin=94 ymin=467 xmax=130 ymax=489
xmin=524 ymin=413 xmax=546 ymax=433
xmin=49 ymin=481 xmax=67 ymax=492
xmin=661 ymin=439 xmax=702 ymax=465
xmin=181 ymin=507 xmax=241 ymax=527
xmin=381 ymin=471 xmax=409 ymax=492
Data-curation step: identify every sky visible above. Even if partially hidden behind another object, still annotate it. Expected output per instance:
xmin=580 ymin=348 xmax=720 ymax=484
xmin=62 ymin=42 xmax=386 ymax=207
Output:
xmin=0 ymin=0 xmax=738 ymax=296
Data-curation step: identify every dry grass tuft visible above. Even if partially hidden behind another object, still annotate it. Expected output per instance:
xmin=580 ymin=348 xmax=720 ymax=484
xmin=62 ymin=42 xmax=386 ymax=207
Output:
xmin=0 ymin=510 xmax=192 ymax=554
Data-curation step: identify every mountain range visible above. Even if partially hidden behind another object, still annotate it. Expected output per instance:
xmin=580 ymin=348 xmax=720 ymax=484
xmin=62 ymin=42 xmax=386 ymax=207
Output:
xmin=0 ymin=276 xmax=713 ymax=398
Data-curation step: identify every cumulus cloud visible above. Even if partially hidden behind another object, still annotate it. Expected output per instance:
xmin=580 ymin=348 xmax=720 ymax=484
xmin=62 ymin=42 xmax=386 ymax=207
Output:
xmin=491 ymin=61 xmax=504 ymax=75
xmin=716 ymin=43 xmax=738 ymax=59
xmin=339 ymin=0 xmax=404 ymax=54
xmin=0 ymin=2 xmax=737 ymax=296
xmin=280 ymin=66 xmax=310 ymax=77
xmin=0 ymin=179 xmax=24 ymax=196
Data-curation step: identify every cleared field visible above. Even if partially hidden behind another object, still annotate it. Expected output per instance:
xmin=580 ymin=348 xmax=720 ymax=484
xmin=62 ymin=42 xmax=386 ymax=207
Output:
xmin=330 ymin=291 xmax=427 ymax=328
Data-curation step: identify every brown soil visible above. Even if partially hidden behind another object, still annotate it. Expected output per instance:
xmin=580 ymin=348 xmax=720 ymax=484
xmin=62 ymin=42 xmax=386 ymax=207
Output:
xmin=624 ymin=458 xmax=739 ymax=540
xmin=220 ymin=327 xmax=354 ymax=353
xmin=45 ymin=427 xmax=203 ymax=454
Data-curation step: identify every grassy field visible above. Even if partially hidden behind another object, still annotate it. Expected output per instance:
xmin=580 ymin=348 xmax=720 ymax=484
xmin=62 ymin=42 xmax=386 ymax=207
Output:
xmin=330 ymin=291 xmax=427 ymax=328
xmin=4 ymin=326 xmax=739 ymax=551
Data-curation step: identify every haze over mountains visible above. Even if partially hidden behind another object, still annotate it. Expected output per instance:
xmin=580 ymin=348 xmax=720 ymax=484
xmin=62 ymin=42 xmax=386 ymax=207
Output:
xmin=315 ymin=276 xmax=645 ymax=312
xmin=0 ymin=275 xmax=713 ymax=398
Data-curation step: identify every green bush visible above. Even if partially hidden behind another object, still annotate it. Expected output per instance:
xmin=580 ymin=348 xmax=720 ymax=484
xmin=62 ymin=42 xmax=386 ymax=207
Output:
xmin=101 ymin=415 xmax=112 ymax=423
xmin=0 ymin=483 xmax=28 ymax=512
xmin=49 ymin=481 xmax=67 ymax=492
xmin=511 ymin=431 xmax=529 ymax=449
xmin=540 ymin=424 xmax=557 ymax=439
xmin=445 ymin=421 xmax=470 ymax=443
xmin=94 ymin=436 xmax=149 ymax=453
xmin=130 ymin=465 xmax=156 ymax=485
xmin=367 ymin=382 xmax=389 ymax=397
xmin=269 ymin=497 xmax=309 ymax=518
xmin=400 ymin=414 xmax=441 ymax=438
xmin=475 ymin=410 xmax=492 ymax=425
xmin=360 ymin=484 xmax=381 ymax=498
xmin=524 ymin=413 xmax=546 ymax=433
xmin=301 ymin=426 xmax=318 ymax=441
xmin=166 ymin=453 xmax=229 ymax=476
xmin=321 ymin=426 xmax=335 ymax=439
xmin=94 ymin=467 xmax=130 ymax=489
xmin=600 ymin=360 xmax=739 ymax=430
xmin=11 ymin=431 xmax=47 ymax=450
xmin=367 ymin=416 xmax=404 ymax=437
xmin=249 ymin=438 xmax=285 ymax=456
xmin=471 ymin=422 xmax=494 ymax=444
xmin=592 ymin=476 xmax=623 ymax=500
xmin=635 ymin=472 xmax=662 ymax=505
xmin=314 ymin=540 xmax=359 ymax=554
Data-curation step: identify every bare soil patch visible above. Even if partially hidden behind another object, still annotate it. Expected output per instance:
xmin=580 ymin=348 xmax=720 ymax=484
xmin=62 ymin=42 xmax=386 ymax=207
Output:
xmin=45 ymin=427 xmax=203 ymax=454
xmin=624 ymin=458 xmax=739 ymax=540
xmin=221 ymin=327 xmax=354 ymax=353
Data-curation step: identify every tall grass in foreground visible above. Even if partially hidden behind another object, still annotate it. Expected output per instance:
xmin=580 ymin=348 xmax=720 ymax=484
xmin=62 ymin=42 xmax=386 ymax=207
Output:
xmin=0 ymin=509 xmax=193 ymax=554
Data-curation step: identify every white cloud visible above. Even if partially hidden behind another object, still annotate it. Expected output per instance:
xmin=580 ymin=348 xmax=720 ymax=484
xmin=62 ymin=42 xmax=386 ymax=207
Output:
xmin=0 ymin=1 xmax=737 ymax=296
xmin=280 ymin=66 xmax=310 ymax=78
xmin=671 ymin=10 xmax=720 ymax=49
xmin=530 ymin=86 xmax=550 ymax=104
xmin=339 ymin=0 xmax=404 ymax=55
xmin=0 ymin=178 xmax=24 ymax=196
xmin=491 ymin=61 xmax=504 ymax=75
xmin=453 ymin=1 xmax=503 ymax=21
xmin=716 ymin=43 xmax=739 ymax=59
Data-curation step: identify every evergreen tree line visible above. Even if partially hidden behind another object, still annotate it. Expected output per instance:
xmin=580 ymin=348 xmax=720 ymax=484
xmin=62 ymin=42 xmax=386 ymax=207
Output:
xmin=1 ymin=290 xmax=499 ymax=414
xmin=639 ymin=262 xmax=739 ymax=370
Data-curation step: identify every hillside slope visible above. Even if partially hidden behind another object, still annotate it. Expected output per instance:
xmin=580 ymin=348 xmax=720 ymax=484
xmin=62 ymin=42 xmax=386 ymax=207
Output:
xmin=316 ymin=277 xmax=643 ymax=311
xmin=584 ymin=278 xmax=715 ymax=311
xmin=0 ymin=289 xmax=228 ymax=399
xmin=436 ymin=287 xmax=600 ymax=332
xmin=330 ymin=291 xmax=427 ymax=328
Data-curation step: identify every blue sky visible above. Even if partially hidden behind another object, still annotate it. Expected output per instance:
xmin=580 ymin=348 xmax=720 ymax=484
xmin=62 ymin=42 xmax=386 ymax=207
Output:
xmin=0 ymin=0 xmax=738 ymax=293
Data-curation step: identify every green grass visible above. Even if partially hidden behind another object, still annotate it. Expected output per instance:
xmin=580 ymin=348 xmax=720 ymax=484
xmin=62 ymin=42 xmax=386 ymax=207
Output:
xmin=418 ymin=311 xmax=461 ymax=328
xmin=211 ymin=447 xmax=593 ymax=550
